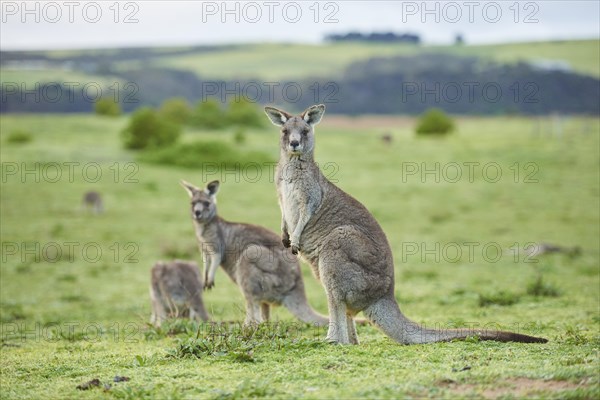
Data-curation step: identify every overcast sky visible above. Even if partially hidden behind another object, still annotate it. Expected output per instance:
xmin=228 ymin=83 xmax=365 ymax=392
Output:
xmin=1 ymin=1 xmax=598 ymax=50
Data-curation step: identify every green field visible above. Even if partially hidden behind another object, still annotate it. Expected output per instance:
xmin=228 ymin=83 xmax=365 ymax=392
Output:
xmin=0 ymin=70 xmax=125 ymax=88
xmin=437 ymin=40 xmax=600 ymax=78
xmin=1 ymin=113 xmax=598 ymax=399
xmin=156 ymin=40 xmax=600 ymax=80
xmin=154 ymin=43 xmax=422 ymax=80
xmin=2 ymin=40 xmax=598 ymax=84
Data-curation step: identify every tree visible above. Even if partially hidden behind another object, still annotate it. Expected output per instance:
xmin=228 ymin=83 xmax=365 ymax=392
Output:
xmin=190 ymin=99 xmax=227 ymax=129
xmin=94 ymin=97 xmax=121 ymax=116
xmin=227 ymin=97 xmax=263 ymax=127
xmin=121 ymin=107 xmax=181 ymax=149
xmin=415 ymin=108 xmax=455 ymax=135
xmin=454 ymin=33 xmax=465 ymax=46
xmin=159 ymin=97 xmax=192 ymax=125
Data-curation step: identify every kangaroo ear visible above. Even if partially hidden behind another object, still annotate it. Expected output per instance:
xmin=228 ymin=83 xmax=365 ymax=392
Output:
xmin=205 ymin=180 xmax=220 ymax=197
xmin=264 ymin=106 xmax=292 ymax=126
xmin=180 ymin=180 xmax=199 ymax=198
xmin=301 ymin=104 xmax=326 ymax=126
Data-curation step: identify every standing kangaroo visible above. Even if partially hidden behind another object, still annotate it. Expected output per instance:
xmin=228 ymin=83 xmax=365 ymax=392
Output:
xmin=150 ymin=260 xmax=210 ymax=327
xmin=181 ymin=179 xmax=328 ymax=326
xmin=82 ymin=191 xmax=103 ymax=214
xmin=265 ymin=104 xmax=548 ymax=345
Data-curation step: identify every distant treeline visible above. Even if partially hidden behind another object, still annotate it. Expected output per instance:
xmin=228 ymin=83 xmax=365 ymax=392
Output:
xmin=324 ymin=54 xmax=600 ymax=115
xmin=0 ymin=45 xmax=235 ymax=65
xmin=1 ymin=53 xmax=598 ymax=115
xmin=325 ymin=32 xmax=421 ymax=44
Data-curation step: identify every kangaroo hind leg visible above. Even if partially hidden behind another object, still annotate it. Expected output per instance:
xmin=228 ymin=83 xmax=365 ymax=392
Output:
xmin=347 ymin=315 xmax=359 ymax=345
xmin=261 ymin=303 xmax=270 ymax=322
xmin=325 ymin=296 xmax=350 ymax=344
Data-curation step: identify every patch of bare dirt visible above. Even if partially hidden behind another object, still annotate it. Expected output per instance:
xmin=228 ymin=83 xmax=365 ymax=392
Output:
xmin=437 ymin=377 xmax=592 ymax=399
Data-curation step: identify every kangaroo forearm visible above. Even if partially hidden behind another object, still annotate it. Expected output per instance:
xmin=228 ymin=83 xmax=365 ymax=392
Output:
xmin=291 ymin=219 xmax=307 ymax=244
xmin=280 ymin=212 xmax=291 ymax=247
xmin=290 ymin=211 xmax=313 ymax=248
xmin=207 ymin=257 xmax=220 ymax=282
xmin=201 ymin=253 xmax=210 ymax=279
xmin=281 ymin=218 xmax=288 ymax=235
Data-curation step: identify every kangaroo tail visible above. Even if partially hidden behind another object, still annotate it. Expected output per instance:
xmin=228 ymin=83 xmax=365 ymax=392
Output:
xmin=282 ymin=289 xmax=329 ymax=327
xmin=363 ymin=296 xmax=547 ymax=344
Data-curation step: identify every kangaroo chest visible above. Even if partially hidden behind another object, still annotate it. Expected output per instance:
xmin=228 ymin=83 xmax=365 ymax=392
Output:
xmin=277 ymin=161 xmax=320 ymax=231
xmin=194 ymin=223 xmax=224 ymax=261
xmin=279 ymin=179 xmax=306 ymax=229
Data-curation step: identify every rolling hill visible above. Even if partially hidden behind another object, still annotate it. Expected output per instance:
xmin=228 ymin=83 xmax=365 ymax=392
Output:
xmin=1 ymin=39 xmax=598 ymax=115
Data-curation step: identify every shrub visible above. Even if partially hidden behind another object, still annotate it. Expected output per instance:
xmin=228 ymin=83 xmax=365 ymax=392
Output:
xmin=94 ymin=97 xmax=122 ymax=116
xmin=121 ymin=107 xmax=181 ymax=150
xmin=161 ymin=243 xmax=196 ymax=259
xmin=478 ymin=291 xmax=521 ymax=307
xmin=190 ymin=99 xmax=226 ymax=129
xmin=0 ymin=301 xmax=28 ymax=323
xmin=527 ymin=275 xmax=561 ymax=297
xmin=233 ymin=128 xmax=247 ymax=145
xmin=415 ymin=108 xmax=455 ymax=135
xmin=227 ymin=97 xmax=264 ymax=128
xmin=159 ymin=97 xmax=192 ymax=125
xmin=139 ymin=139 xmax=273 ymax=169
xmin=6 ymin=130 xmax=33 ymax=144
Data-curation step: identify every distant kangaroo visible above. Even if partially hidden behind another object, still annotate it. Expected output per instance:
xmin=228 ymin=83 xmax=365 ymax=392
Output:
xmin=181 ymin=179 xmax=328 ymax=326
xmin=82 ymin=191 xmax=103 ymax=214
xmin=150 ymin=260 xmax=210 ymax=327
xmin=265 ymin=104 xmax=548 ymax=345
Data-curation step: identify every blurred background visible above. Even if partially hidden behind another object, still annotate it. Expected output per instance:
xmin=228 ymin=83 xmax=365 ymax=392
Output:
xmin=1 ymin=0 xmax=599 ymax=114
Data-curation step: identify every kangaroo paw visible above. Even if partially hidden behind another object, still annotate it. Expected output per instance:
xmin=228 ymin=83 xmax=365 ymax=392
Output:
xmin=325 ymin=336 xmax=342 ymax=345
xmin=291 ymin=245 xmax=300 ymax=255
xmin=282 ymin=238 xmax=291 ymax=248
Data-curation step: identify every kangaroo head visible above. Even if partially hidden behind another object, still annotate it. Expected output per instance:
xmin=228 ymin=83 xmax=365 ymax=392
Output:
xmin=180 ymin=180 xmax=220 ymax=223
xmin=264 ymin=104 xmax=325 ymax=156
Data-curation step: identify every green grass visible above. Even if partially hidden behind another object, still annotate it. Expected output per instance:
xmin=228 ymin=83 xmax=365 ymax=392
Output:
xmin=526 ymin=274 xmax=562 ymax=298
xmin=4 ymin=129 xmax=33 ymax=144
xmin=0 ymin=113 xmax=599 ymax=399
xmin=3 ymin=40 xmax=598 ymax=86
xmin=0 ymin=68 xmax=125 ymax=87
xmin=154 ymin=42 xmax=421 ymax=80
xmin=155 ymin=40 xmax=600 ymax=79
xmin=439 ymin=39 xmax=600 ymax=78
xmin=138 ymin=139 xmax=274 ymax=169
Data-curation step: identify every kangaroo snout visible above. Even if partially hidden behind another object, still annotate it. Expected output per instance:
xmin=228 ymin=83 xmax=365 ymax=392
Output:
xmin=290 ymin=140 xmax=300 ymax=149
xmin=194 ymin=210 xmax=202 ymax=218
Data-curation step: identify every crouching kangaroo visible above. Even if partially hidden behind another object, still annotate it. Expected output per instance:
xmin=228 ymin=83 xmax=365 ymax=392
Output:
xmin=265 ymin=104 xmax=548 ymax=345
xmin=150 ymin=260 xmax=210 ymax=327
xmin=181 ymin=179 xmax=328 ymax=327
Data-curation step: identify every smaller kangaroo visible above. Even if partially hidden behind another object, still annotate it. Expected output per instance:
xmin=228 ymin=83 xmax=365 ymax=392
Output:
xmin=265 ymin=104 xmax=548 ymax=345
xmin=381 ymin=132 xmax=393 ymax=144
xmin=150 ymin=259 xmax=210 ymax=327
xmin=181 ymin=179 xmax=328 ymax=326
xmin=82 ymin=191 xmax=103 ymax=214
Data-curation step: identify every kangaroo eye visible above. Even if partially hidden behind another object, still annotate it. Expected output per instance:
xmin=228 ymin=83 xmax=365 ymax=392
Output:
xmin=203 ymin=201 xmax=210 ymax=207
xmin=282 ymin=128 xmax=289 ymax=135
xmin=302 ymin=128 xmax=309 ymax=136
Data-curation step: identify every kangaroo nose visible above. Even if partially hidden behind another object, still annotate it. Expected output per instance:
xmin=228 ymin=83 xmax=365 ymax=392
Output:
xmin=290 ymin=140 xmax=299 ymax=148
xmin=194 ymin=210 xmax=202 ymax=217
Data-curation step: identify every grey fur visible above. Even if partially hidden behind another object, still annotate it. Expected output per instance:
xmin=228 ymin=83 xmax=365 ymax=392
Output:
xmin=150 ymin=259 xmax=209 ymax=327
xmin=82 ymin=191 xmax=103 ymax=214
xmin=265 ymin=104 xmax=548 ymax=345
xmin=181 ymin=179 xmax=328 ymax=326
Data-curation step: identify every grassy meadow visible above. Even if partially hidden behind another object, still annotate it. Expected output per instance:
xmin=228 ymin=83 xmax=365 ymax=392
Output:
xmin=2 ymin=40 xmax=598 ymax=84
xmin=156 ymin=40 xmax=600 ymax=79
xmin=0 ymin=113 xmax=598 ymax=399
